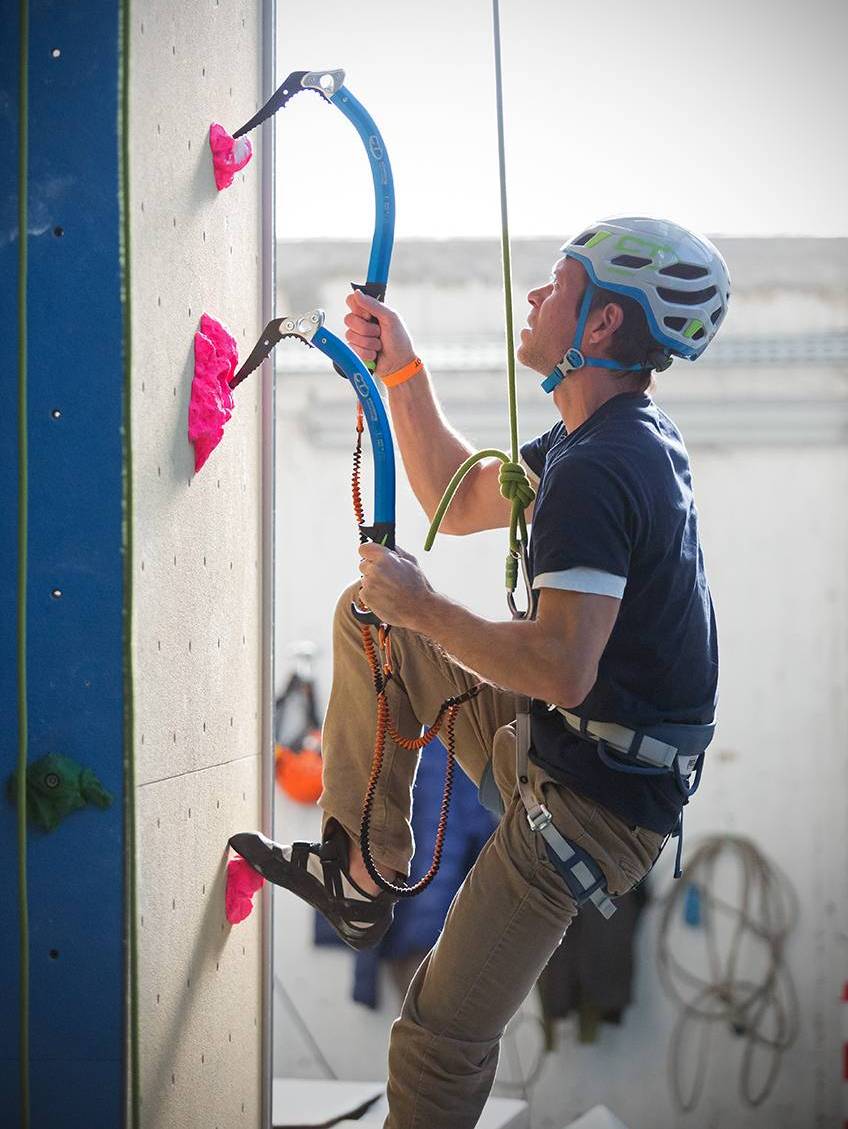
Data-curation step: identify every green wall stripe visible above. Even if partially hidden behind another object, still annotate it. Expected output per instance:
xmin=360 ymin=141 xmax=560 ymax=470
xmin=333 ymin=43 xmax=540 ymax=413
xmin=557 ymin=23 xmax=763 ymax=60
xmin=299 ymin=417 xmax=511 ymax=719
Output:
xmin=16 ymin=1 xmax=30 ymax=1126
xmin=118 ymin=0 xmax=139 ymax=1125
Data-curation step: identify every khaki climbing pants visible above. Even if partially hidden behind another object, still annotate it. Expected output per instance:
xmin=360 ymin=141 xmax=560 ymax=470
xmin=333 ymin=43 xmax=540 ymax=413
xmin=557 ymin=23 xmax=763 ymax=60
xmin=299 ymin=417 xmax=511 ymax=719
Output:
xmin=319 ymin=582 xmax=663 ymax=1129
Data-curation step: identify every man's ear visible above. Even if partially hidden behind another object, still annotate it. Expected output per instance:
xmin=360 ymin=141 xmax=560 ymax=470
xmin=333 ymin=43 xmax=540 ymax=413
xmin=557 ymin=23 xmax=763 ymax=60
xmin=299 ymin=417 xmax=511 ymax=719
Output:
xmin=589 ymin=301 xmax=624 ymax=345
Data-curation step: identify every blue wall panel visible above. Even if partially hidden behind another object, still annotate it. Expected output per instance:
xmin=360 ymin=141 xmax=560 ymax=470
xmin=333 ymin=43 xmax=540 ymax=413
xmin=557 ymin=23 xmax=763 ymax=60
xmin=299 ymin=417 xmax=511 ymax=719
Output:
xmin=0 ymin=2 xmax=126 ymax=1126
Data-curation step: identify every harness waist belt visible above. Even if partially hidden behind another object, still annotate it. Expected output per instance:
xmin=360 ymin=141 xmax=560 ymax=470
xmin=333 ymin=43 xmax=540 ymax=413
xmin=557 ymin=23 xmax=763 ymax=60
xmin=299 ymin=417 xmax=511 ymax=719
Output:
xmin=557 ymin=710 xmax=714 ymax=776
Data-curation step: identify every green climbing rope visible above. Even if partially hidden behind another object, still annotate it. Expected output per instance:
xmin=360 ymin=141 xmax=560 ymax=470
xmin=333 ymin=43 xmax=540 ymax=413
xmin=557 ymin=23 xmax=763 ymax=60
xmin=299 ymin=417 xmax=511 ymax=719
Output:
xmin=17 ymin=1 xmax=30 ymax=1125
xmin=118 ymin=0 xmax=140 ymax=1123
xmin=424 ymin=0 xmax=534 ymax=600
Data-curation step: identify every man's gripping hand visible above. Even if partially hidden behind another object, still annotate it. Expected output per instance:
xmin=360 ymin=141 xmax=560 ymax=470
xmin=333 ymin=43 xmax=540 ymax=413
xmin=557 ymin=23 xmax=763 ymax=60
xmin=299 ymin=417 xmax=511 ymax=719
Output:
xmin=344 ymin=291 xmax=417 ymax=381
xmin=357 ymin=542 xmax=435 ymax=631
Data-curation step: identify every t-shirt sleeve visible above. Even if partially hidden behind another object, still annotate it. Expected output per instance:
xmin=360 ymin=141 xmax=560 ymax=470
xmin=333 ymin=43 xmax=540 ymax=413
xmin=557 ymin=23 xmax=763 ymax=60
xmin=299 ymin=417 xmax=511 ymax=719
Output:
xmin=520 ymin=424 xmax=561 ymax=480
xmin=530 ymin=453 xmax=636 ymax=599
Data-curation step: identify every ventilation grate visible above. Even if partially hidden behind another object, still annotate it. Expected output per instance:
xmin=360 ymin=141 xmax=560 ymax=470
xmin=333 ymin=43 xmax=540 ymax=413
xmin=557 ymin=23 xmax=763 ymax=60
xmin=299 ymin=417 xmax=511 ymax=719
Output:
xmin=658 ymin=262 xmax=709 ymax=280
xmin=710 ymin=306 xmax=724 ymax=325
xmin=611 ymin=254 xmax=652 ymax=268
xmin=657 ymin=284 xmax=718 ymax=306
xmin=571 ymin=231 xmax=595 ymax=247
xmin=664 ymin=316 xmax=688 ymax=332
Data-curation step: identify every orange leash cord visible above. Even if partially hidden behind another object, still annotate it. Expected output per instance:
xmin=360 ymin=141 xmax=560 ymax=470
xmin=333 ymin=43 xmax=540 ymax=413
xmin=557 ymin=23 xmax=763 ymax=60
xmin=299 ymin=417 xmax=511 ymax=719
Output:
xmin=351 ymin=403 xmax=482 ymax=897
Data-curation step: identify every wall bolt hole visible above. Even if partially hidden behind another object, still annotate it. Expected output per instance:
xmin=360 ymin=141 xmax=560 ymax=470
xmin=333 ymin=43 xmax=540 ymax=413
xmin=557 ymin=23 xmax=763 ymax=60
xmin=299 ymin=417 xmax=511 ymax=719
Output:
xmin=49 ymin=949 xmax=59 ymax=960
xmin=51 ymin=588 xmax=63 ymax=599
xmin=51 ymin=48 xmax=61 ymax=58
xmin=53 ymin=226 xmax=64 ymax=238
xmin=51 ymin=409 xmax=62 ymax=419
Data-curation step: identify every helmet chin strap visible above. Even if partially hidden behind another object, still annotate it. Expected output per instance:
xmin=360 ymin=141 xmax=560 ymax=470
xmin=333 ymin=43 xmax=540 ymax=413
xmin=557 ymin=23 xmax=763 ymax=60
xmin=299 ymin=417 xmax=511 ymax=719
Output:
xmin=541 ymin=280 xmax=644 ymax=394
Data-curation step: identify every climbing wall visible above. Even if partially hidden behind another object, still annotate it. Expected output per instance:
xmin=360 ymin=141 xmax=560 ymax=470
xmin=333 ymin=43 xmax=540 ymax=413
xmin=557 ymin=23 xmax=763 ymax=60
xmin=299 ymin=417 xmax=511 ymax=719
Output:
xmin=128 ymin=3 xmax=271 ymax=1127
xmin=2 ymin=2 xmax=272 ymax=1126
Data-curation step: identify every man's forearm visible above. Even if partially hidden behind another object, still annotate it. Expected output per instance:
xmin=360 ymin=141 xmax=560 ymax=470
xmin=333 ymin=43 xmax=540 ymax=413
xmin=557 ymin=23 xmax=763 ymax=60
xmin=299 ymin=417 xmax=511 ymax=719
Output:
xmin=413 ymin=591 xmax=577 ymax=706
xmin=385 ymin=365 xmax=476 ymax=528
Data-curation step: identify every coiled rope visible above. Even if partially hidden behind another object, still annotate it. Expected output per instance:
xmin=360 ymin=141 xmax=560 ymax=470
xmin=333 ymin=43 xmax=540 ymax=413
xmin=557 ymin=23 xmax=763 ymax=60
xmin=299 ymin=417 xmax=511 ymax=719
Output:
xmin=657 ymin=834 xmax=799 ymax=1109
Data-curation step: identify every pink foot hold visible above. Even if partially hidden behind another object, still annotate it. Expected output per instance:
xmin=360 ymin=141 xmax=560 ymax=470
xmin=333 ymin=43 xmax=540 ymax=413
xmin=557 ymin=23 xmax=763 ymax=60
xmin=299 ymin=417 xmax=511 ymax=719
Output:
xmin=189 ymin=314 xmax=239 ymax=473
xmin=209 ymin=122 xmax=253 ymax=190
xmin=226 ymin=857 xmax=266 ymax=925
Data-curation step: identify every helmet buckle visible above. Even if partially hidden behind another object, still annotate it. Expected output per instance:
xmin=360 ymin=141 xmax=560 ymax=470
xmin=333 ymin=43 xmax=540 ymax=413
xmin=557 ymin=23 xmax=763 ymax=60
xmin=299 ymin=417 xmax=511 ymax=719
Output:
xmin=564 ymin=347 xmax=585 ymax=370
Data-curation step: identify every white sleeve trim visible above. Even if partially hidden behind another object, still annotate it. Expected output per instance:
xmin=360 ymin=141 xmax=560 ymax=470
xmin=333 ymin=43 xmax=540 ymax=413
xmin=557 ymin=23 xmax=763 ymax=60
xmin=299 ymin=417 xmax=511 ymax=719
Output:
xmin=520 ymin=456 xmax=540 ymax=488
xmin=533 ymin=567 xmax=626 ymax=598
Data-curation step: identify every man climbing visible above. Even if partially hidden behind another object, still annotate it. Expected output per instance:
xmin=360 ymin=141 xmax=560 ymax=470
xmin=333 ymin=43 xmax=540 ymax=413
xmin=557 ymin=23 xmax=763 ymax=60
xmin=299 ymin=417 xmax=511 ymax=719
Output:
xmin=231 ymin=216 xmax=730 ymax=1128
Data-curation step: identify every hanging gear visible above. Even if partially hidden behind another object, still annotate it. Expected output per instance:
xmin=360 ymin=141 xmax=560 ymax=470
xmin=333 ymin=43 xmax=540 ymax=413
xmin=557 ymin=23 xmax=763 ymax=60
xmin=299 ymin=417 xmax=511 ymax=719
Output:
xmin=542 ymin=216 xmax=731 ymax=393
xmin=274 ymin=664 xmax=324 ymax=805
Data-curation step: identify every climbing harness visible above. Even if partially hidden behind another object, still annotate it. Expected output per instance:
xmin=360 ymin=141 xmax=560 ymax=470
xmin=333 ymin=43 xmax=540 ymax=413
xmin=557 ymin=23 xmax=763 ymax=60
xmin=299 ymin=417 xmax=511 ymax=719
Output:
xmin=556 ymin=709 xmax=714 ymax=880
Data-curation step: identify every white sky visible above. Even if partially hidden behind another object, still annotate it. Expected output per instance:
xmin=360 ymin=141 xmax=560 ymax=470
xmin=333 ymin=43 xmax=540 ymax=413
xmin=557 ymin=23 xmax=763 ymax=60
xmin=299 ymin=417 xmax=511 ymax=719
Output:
xmin=275 ymin=0 xmax=848 ymax=240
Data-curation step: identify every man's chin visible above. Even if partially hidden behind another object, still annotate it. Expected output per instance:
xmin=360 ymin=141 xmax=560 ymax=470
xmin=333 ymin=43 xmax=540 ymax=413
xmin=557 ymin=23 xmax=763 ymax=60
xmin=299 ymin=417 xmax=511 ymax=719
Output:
xmin=516 ymin=343 xmax=542 ymax=375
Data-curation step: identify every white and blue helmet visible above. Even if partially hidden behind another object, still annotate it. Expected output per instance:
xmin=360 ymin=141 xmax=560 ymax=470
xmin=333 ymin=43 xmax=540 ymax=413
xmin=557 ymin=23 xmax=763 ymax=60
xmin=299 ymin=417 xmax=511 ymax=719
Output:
xmin=542 ymin=216 xmax=731 ymax=393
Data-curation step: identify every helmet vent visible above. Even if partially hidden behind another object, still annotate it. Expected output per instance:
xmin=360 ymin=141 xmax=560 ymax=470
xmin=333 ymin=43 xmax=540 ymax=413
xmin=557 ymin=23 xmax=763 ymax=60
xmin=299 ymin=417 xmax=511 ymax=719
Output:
xmin=571 ymin=231 xmax=596 ymax=247
xmin=710 ymin=306 xmax=724 ymax=325
xmin=611 ymin=254 xmax=652 ymax=269
xmin=658 ymin=263 xmax=709 ymax=280
xmin=657 ymin=284 xmax=717 ymax=306
xmin=691 ymin=326 xmax=706 ymax=341
xmin=663 ymin=316 xmax=687 ymax=332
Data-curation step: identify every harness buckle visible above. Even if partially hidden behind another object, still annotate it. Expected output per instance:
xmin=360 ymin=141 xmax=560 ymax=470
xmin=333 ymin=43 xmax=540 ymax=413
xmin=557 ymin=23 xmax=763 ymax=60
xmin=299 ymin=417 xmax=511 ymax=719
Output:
xmin=526 ymin=804 xmax=553 ymax=833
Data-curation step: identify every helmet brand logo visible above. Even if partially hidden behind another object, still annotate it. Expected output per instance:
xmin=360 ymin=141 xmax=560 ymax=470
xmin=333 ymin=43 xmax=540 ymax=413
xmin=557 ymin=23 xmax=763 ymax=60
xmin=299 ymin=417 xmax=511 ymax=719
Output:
xmin=352 ymin=371 xmax=371 ymax=400
xmin=615 ymin=233 xmax=672 ymax=260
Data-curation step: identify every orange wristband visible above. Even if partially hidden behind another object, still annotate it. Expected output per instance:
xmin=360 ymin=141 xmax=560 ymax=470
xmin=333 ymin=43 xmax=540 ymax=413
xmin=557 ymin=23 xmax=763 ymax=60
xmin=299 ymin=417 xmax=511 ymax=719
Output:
xmin=381 ymin=356 xmax=423 ymax=388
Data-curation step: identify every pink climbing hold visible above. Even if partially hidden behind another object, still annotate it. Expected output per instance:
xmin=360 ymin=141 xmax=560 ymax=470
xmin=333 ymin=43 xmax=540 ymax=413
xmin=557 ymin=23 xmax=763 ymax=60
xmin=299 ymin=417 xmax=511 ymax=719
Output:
xmin=226 ymin=857 xmax=266 ymax=925
xmin=209 ymin=122 xmax=253 ymax=190
xmin=189 ymin=313 xmax=238 ymax=472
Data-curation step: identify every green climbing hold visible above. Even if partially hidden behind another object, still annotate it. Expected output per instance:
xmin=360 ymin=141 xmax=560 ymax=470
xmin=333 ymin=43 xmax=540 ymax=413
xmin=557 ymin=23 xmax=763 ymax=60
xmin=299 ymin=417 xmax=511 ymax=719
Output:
xmin=6 ymin=753 xmax=113 ymax=833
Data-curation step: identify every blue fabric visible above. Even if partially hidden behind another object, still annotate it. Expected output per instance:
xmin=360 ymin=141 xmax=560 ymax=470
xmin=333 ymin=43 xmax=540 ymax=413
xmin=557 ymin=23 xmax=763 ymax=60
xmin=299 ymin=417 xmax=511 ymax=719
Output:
xmin=521 ymin=392 xmax=717 ymax=835
xmin=314 ymin=741 xmax=496 ymax=1007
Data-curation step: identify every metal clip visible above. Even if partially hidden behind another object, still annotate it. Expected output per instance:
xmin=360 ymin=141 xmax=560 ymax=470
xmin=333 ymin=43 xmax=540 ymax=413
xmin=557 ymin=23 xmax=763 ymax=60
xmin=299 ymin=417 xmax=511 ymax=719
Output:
xmin=526 ymin=804 xmax=553 ymax=833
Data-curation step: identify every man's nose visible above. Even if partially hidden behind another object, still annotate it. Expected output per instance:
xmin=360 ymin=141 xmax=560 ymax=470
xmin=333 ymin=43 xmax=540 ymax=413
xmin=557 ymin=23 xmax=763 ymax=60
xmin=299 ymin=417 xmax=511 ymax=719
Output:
xmin=527 ymin=283 xmax=551 ymax=307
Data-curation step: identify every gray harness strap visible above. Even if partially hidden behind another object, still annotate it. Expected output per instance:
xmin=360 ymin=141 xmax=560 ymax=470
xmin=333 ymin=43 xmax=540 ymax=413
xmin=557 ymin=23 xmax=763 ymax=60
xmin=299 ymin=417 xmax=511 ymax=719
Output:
xmin=558 ymin=709 xmax=713 ymax=775
xmin=515 ymin=696 xmax=617 ymax=919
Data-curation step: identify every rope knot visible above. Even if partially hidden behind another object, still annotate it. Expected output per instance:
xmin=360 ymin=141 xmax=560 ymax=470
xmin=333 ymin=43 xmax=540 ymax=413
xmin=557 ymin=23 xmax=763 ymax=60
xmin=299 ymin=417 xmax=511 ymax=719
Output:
xmin=498 ymin=461 xmax=536 ymax=510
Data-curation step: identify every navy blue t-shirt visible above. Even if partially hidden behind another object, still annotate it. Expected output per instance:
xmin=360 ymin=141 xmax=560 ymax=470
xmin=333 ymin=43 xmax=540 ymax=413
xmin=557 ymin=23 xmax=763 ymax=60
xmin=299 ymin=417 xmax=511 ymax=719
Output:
xmin=520 ymin=391 xmax=717 ymax=835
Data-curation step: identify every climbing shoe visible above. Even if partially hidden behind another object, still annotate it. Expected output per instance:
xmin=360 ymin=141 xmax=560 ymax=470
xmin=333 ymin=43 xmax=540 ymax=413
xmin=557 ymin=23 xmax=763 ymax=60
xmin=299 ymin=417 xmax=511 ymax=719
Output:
xmin=228 ymin=817 xmax=397 ymax=951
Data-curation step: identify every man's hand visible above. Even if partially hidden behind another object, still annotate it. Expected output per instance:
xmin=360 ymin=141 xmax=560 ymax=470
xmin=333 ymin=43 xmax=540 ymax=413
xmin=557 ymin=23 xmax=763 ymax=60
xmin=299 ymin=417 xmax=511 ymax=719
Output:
xmin=357 ymin=542 xmax=434 ymax=630
xmin=344 ymin=291 xmax=416 ymax=380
